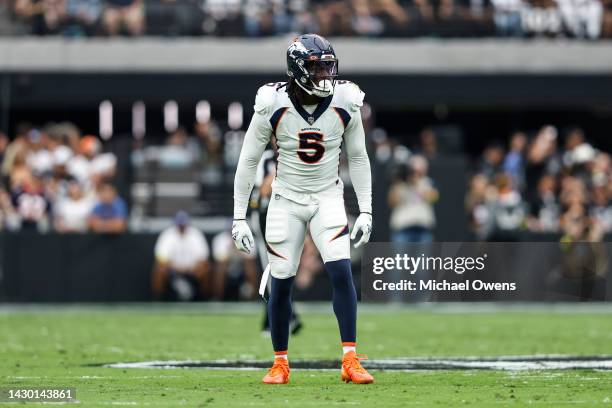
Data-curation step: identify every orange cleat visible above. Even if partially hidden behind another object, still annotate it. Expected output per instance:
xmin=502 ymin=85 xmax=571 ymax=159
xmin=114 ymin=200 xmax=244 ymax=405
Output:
xmin=341 ymin=351 xmax=374 ymax=384
xmin=262 ymin=358 xmax=290 ymax=384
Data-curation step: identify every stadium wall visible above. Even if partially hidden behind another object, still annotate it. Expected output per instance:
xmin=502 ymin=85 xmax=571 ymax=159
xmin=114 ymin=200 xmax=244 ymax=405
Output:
xmin=5 ymin=72 xmax=612 ymax=110
xmin=4 ymin=38 xmax=612 ymax=113
xmin=2 ymin=38 xmax=612 ymax=74
xmin=0 ymin=232 xmax=610 ymax=302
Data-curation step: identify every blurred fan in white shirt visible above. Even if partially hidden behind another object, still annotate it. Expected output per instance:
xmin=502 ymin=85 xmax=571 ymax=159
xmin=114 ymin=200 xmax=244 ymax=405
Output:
xmin=54 ymin=180 xmax=95 ymax=233
xmin=152 ymin=211 xmax=211 ymax=301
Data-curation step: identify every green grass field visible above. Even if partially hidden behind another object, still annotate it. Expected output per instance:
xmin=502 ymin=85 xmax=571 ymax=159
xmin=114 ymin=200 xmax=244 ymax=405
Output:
xmin=1 ymin=304 xmax=612 ymax=407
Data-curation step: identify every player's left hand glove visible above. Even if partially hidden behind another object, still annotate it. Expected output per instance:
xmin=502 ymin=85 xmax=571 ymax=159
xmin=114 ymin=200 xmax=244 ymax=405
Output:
xmin=232 ymin=220 xmax=255 ymax=254
xmin=350 ymin=213 xmax=372 ymax=248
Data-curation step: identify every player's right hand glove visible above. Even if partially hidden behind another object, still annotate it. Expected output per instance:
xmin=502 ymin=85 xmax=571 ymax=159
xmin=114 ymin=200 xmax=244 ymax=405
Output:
xmin=232 ymin=220 xmax=254 ymax=254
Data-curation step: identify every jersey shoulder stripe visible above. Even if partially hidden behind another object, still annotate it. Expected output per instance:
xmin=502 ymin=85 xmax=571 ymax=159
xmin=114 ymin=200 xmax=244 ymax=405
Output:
xmin=270 ymin=107 xmax=289 ymax=134
xmin=332 ymin=107 xmax=351 ymax=128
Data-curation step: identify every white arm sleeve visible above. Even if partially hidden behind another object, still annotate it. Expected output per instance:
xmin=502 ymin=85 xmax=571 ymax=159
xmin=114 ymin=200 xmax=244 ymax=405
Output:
xmin=233 ymin=112 xmax=272 ymax=219
xmin=344 ymin=114 xmax=372 ymax=214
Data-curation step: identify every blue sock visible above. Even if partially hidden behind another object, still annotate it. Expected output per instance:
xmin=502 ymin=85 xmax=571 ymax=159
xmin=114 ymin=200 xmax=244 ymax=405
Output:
xmin=268 ymin=276 xmax=294 ymax=352
xmin=325 ymin=259 xmax=357 ymax=343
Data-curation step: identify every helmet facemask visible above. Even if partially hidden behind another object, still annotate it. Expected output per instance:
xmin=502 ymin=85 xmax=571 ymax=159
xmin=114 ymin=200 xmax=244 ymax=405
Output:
xmin=294 ymin=57 xmax=338 ymax=98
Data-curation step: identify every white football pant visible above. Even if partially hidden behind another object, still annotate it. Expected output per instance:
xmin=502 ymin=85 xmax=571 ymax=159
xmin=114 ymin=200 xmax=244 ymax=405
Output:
xmin=265 ymin=182 xmax=350 ymax=279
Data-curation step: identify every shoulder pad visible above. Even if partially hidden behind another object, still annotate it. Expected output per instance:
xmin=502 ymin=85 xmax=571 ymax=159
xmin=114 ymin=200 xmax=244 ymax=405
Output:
xmin=336 ymin=81 xmax=365 ymax=112
xmin=254 ymin=83 xmax=282 ymax=115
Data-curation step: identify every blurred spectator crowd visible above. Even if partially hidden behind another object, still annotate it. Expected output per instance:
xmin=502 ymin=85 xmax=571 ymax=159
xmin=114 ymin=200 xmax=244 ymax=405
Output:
xmin=1 ymin=0 xmax=612 ymax=38
xmin=0 ymin=122 xmax=127 ymax=233
xmin=466 ymin=126 xmax=611 ymax=241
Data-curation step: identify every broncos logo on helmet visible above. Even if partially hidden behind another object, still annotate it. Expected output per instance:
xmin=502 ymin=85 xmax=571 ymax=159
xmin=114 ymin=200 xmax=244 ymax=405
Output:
xmin=286 ymin=34 xmax=338 ymax=98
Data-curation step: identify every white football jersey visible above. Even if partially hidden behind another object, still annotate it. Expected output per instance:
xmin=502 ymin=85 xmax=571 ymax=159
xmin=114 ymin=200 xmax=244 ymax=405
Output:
xmin=253 ymin=81 xmax=365 ymax=193
xmin=234 ymin=80 xmax=371 ymax=219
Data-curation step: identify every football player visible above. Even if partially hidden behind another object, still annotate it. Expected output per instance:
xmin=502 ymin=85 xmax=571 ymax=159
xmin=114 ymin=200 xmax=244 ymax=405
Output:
xmin=233 ymin=34 xmax=373 ymax=384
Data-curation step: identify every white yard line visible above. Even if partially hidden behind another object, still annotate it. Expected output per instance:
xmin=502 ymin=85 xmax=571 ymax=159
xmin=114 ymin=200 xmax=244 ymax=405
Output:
xmin=104 ymin=355 xmax=612 ymax=371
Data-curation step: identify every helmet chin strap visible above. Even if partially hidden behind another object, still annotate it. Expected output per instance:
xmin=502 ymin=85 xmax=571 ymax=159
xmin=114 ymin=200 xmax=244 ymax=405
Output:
xmin=295 ymin=79 xmax=315 ymax=96
xmin=295 ymin=78 xmax=334 ymax=98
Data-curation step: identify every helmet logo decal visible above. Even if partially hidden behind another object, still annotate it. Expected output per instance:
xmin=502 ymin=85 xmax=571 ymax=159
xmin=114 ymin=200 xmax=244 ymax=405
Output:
xmin=288 ymin=41 xmax=308 ymax=55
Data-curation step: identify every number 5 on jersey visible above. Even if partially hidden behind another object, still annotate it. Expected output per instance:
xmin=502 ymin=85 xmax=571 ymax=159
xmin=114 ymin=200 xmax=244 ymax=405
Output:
xmin=297 ymin=132 xmax=325 ymax=163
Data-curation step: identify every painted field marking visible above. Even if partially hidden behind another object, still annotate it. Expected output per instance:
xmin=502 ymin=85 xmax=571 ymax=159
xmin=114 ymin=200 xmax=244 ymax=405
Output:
xmin=104 ymin=355 xmax=612 ymax=371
